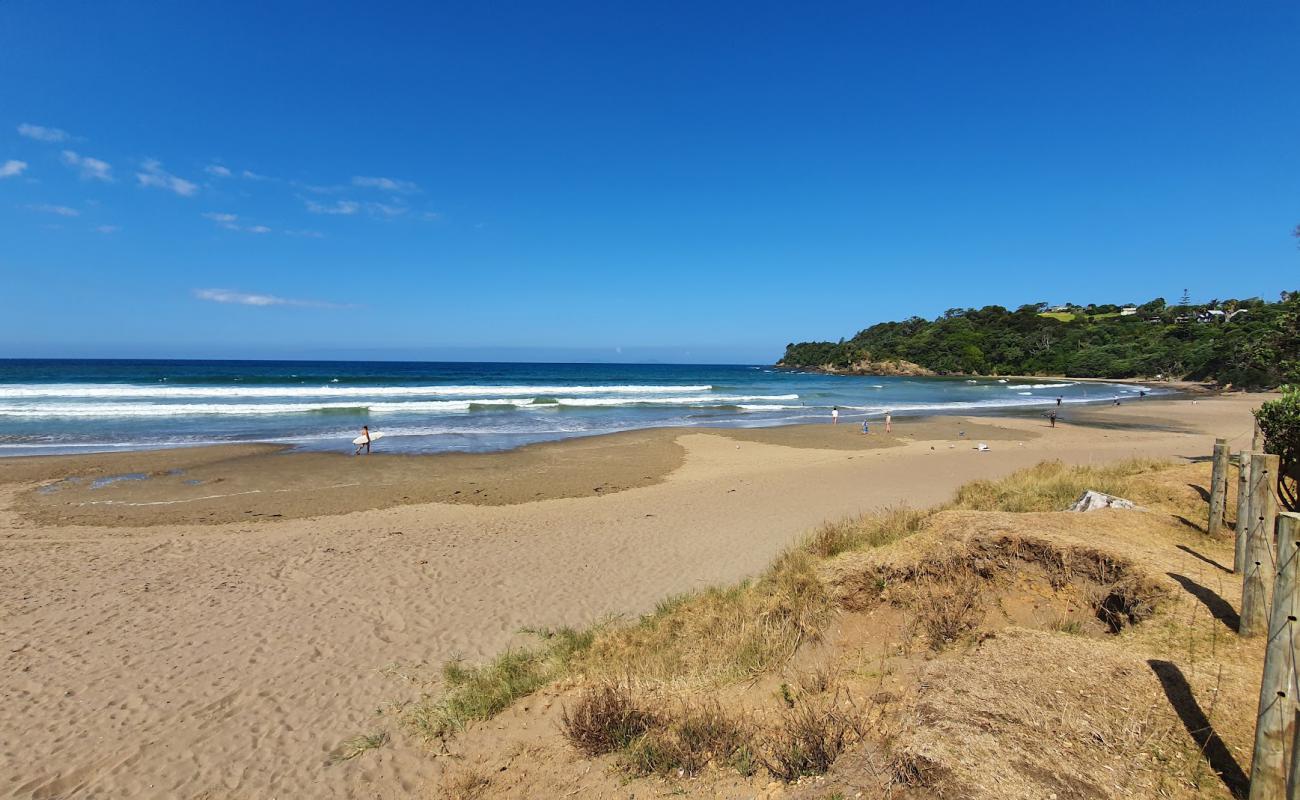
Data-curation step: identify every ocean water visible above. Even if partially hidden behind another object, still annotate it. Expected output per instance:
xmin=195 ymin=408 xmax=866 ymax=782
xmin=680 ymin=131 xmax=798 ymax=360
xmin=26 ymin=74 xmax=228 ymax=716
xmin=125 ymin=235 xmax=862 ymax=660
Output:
xmin=0 ymin=360 xmax=1159 ymax=456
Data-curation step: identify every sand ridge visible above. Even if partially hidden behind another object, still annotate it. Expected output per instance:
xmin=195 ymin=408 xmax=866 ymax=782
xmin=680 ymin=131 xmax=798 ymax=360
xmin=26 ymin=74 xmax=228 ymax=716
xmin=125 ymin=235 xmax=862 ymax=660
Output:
xmin=0 ymin=394 xmax=1267 ymax=798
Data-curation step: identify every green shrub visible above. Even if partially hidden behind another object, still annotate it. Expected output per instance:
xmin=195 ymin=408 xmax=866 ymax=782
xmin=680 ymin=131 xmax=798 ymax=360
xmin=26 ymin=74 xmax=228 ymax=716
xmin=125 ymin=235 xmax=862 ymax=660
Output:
xmin=1257 ymin=386 xmax=1300 ymax=511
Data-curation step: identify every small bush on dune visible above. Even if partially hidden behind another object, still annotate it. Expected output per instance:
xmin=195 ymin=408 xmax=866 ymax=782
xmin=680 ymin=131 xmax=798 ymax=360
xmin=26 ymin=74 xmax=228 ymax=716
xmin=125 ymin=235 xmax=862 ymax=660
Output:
xmin=754 ymin=688 xmax=868 ymax=781
xmin=1257 ymin=386 xmax=1300 ymax=511
xmin=561 ymin=682 xmax=656 ymax=756
xmin=911 ymin=573 xmax=985 ymax=651
xmin=619 ymin=700 xmax=751 ymax=777
xmin=439 ymin=768 xmax=491 ymax=800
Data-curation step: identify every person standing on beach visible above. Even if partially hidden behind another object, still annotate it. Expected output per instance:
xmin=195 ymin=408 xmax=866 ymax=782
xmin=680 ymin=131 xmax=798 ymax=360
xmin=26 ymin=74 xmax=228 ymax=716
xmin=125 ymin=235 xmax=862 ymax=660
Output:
xmin=1056 ymin=396 xmax=1062 ymax=407
xmin=831 ymin=406 xmax=839 ymax=424
xmin=1048 ymin=409 xmax=1057 ymax=428
xmin=884 ymin=411 xmax=892 ymax=433
xmin=355 ymin=425 xmax=372 ymax=455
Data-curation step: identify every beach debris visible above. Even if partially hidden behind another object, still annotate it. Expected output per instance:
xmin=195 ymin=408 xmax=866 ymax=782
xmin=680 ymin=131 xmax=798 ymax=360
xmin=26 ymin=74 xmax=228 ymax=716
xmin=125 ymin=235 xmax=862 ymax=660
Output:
xmin=1068 ymin=490 xmax=1139 ymax=512
xmin=976 ymin=442 xmax=990 ymax=452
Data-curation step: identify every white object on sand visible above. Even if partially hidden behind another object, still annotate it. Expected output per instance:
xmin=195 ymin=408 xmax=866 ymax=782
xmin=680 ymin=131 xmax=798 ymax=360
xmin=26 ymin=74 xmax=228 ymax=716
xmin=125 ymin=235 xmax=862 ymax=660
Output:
xmin=976 ymin=442 xmax=990 ymax=452
xmin=352 ymin=431 xmax=385 ymax=446
xmin=1069 ymin=490 xmax=1138 ymax=512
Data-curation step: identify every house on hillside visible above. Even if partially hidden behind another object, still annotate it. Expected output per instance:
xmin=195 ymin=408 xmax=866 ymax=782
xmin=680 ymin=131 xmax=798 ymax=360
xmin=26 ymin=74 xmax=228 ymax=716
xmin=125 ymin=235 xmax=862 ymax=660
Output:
xmin=1120 ymin=306 xmax=1138 ymax=316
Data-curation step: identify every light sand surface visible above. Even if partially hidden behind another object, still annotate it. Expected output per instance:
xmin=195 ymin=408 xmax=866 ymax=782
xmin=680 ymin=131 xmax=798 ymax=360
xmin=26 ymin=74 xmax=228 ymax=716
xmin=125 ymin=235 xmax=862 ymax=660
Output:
xmin=0 ymin=394 xmax=1265 ymax=798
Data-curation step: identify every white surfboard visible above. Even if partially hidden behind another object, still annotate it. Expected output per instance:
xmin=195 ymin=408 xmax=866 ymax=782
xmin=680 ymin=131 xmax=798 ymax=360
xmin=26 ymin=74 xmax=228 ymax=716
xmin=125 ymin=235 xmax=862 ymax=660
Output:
xmin=352 ymin=431 xmax=385 ymax=446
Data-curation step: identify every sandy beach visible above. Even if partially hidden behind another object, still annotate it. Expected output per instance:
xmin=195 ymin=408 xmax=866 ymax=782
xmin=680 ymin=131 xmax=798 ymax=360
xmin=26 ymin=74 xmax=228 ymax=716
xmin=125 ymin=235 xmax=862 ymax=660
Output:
xmin=0 ymin=394 xmax=1265 ymax=798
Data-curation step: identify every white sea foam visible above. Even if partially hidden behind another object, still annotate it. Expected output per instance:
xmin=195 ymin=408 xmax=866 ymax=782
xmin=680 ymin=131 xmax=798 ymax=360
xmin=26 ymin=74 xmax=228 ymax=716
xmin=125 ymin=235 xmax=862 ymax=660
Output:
xmin=0 ymin=394 xmax=803 ymax=418
xmin=551 ymin=394 xmax=798 ymax=407
xmin=1006 ymin=382 xmax=1077 ymax=390
xmin=736 ymin=404 xmax=804 ymax=411
xmin=0 ymin=383 xmax=716 ymax=399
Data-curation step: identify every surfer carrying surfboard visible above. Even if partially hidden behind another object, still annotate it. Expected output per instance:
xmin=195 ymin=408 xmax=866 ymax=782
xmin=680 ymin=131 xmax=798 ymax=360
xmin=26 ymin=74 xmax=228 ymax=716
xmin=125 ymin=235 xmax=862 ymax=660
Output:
xmin=355 ymin=425 xmax=372 ymax=455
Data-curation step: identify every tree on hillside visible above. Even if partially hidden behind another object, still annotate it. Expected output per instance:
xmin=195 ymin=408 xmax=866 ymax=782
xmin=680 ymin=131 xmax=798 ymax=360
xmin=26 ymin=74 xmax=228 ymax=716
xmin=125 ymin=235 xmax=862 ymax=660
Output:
xmin=1138 ymin=298 xmax=1166 ymax=315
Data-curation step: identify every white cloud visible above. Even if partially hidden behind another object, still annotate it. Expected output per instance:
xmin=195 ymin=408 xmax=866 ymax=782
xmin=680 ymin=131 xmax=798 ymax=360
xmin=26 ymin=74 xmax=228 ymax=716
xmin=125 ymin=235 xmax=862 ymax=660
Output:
xmin=29 ymin=203 xmax=80 ymax=217
xmin=202 ymin=212 xmax=271 ymax=234
xmin=205 ymin=164 xmax=233 ymax=178
xmin=94 ymin=225 xmax=120 ymax=234
xmin=352 ymin=175 xmax=418 ymax=193
xmin=305 ymin=198 xmax=360 ymax=215
xmin=17 ymin=123 xmax=70 ymax=142
xmin=194 ymin=288 xmax=344 ymax=308
xmin=136 ymin=159 xmax=198 ymax=196
xmin=0 ymin=160 xmax=27 ymax=178
xmin=241 ymin=169 xmax=270 ymax=181
xmin=284 ymin=229 xmax=325 ymax=238
xmin=296 ymin=182 xmax=339 ymax=194
xmin=368 ymin=202 xmax=408 ymax=217
xmin=61 ymin=150 xmax=113 ymax=181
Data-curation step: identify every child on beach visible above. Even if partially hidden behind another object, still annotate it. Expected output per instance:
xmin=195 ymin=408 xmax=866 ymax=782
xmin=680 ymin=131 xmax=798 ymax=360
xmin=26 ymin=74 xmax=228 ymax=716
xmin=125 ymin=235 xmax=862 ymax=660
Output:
xmin=862 ymin=419 xmax=869 ymax=434
xmin=831 ymin=406 xmax=839 ymax=424
xmin=884 ymin=411 xmax=892 ymax=433
xmin=355 ymin=425 xmax=372 ymax=455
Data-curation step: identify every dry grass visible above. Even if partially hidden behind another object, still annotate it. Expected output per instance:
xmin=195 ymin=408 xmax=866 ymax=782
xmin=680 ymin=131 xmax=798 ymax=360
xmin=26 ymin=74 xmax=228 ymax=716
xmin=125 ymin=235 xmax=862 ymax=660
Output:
xmin=573 ymin=548 xmax=831 ymax=685
xmin=406 ymin=627 xmax=594 ymax=742
xmin=438 ymin=768 xmax=491 ymax=800
xmin=327 ymin=731 xmax=388 ymax=764
xmin=620 ymin=700 xmax=752 ymax=777
xmin=805 ymin=506 xmax=932 ymax=558
xmin=559 ymin=679 xmax=869 ymax=783
xmin=951 ymin=457 xmax=1173 ymax=513
xmin=910 ymin=572 xmax=986 ymax=651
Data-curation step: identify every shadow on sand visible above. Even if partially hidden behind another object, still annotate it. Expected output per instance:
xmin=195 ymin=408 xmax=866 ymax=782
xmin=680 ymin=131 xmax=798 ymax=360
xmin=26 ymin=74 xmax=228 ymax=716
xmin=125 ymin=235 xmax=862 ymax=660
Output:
xmin=1176 ymin=544 xmax=1232 ymax=574
xmin=1148 ymin=659 xmax=1249 ymax=799
xmin=1166 ymin=573 xmax=1240 ymax=631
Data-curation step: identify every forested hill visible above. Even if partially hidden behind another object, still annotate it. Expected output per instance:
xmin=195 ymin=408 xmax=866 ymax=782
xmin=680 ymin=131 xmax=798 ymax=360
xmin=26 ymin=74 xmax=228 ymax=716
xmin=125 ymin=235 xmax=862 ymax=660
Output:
xmin=779 ymin=294 xmax=1300 ymax=389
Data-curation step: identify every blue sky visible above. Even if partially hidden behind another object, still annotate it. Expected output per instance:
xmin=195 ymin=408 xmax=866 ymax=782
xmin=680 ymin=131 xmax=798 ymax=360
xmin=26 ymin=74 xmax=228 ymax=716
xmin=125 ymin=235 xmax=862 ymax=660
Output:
xmin=1 ymin=2 xmax=1297 ymax=363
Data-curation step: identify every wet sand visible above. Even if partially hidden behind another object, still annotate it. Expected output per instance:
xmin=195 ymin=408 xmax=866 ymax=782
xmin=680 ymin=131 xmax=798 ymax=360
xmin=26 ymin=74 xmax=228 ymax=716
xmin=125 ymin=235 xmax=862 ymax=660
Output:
xmin=0 ymin=394 xmax=1267 ymax=798
xmin=10 ymin=416 xmax=1021 ymax=528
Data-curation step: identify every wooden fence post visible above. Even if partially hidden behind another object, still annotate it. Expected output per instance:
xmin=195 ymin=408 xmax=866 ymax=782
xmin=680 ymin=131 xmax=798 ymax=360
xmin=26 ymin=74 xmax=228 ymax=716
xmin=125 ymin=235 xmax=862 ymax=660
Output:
xmin=1242 ymin=453 xmax=1279 ymax=636
xmin=1289 ymin=707 xmax=1300 ymax=800
xmin=1210 ymin=438 xmax=1229 ymax=537
xmin=1249 ymin=512 xmax=1300 ymax=799
xmin=1238 ymin=453 xmax=1255 ymax=575
xmin=1254 ymin=418 xmax=1265 ymax=452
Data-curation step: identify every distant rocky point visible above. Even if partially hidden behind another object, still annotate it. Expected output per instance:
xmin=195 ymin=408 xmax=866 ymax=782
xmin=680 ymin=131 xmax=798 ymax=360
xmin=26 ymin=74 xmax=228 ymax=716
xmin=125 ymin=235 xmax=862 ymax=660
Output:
xmin=776 ymin=358 xmax=934 ymax=377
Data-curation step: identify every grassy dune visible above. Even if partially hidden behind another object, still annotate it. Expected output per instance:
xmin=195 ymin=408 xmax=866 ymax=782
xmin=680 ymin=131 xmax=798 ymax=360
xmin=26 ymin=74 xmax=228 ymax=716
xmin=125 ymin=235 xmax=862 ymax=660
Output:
xmin=401 ymin=457 xmax=1254 ymax=799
